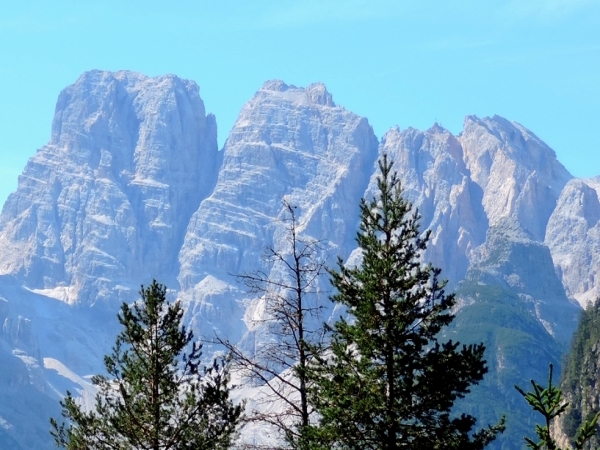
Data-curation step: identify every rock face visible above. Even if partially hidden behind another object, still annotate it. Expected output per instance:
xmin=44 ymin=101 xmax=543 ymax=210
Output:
xmin=0 ymin=71 xmax=597 ymax=449
xmin=546 ymin=177 xmax=600 ymax=306
xmin=466 ymin=218 xmax=580 ymax=344
xmin=177 ymin=80 xmax=379 ymax=344
xmin=378 ymin=124 xmax=487 ymax=286
xmin=460 ymin=115 xmax=572 ymax=241
xmin=0 ymin=70 xmax=220 ymax=307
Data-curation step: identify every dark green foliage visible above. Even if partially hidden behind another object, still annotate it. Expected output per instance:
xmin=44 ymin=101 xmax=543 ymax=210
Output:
xmin=559 ymin=300 xmax=600 ymax=448
xmin=563 ymin=303 xmax=600 ymax=393
xmin=448 ymin=283 xmax=564 ymax=450
xmin=304 ymin=155 xmax=504 ymax=450
xmin=515 ymin=364 xmax=599 ymax=450
xmin=50 ymin=280 xmax=242 ymax=450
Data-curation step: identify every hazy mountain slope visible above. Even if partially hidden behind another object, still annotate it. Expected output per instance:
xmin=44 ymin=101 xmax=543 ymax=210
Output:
xmin=0 ymin=275 xmax=116 ymax=450
xmin=0 ymin=293 xmax=58 ymax=450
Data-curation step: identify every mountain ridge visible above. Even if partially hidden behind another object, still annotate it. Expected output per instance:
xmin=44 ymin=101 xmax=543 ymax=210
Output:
xmin=0 ymin=70 xmax=596 ymax=449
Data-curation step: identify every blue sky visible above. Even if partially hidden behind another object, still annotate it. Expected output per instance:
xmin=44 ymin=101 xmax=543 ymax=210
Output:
xmin=1 ymin=1 xmax=599 ymax=205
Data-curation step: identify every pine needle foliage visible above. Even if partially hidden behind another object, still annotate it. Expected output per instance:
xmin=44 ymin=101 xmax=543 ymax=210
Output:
xmin=303 ymin=155 xmax=505 ymax=450
xmin=515 ymin=363 xmax=599 ymax=450
xmin=50 ymin=280 xmax=242 ymax=450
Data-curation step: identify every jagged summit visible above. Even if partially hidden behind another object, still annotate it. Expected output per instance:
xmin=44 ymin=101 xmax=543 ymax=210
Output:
xmin=257 ymin=79 xmax=335 ymax=107
xmin=378 ymin=123 xmax=485 ymax=286
xmin=0 ymin=70 xmax=221 ymax=307
xmin=177 ymin=75 xmax=377 ymax=345
xmin=467 ymin=114 xmax=557 ymax=150
xmin=51 ymin=70 xmax=206 ymax=144
xmin=460 ymin=114 xmax=572 ymax=241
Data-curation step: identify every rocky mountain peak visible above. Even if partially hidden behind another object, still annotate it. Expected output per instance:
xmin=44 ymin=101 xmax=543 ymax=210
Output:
xmin=376 ymin=124 xmax=486 ymax=286
xmin=0 ymin=70 xmax=220 ymax=306
xmin=257 ymin=80 xmax=335 ymax=107
xmin=305 ymin=82 xmax=334 ymax=106
xmin=546 ymin=178 xmax=600 ymax=306
xmin=460 ymin=115 xmax=572 ymax=241
xmin=0 ymin=71 xmax=597 ymax=449
xmin=461 ymin=115 xmax=571 ymax=185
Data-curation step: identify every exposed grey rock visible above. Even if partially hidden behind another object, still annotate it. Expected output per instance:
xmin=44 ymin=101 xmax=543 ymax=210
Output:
xmin=460 ymin=115 xmax=572 ymax=241
xmin=0 ymin=70 xmax=220 ymax=307
xmin=377 ymin=124 xmax=487 ymax=285
xmin=546 ymin=177 xmax=600 ymax=306
xmin=0 ymin=71 xmax=595 ymax=450
xmin=178 ymin=80 xmax=378 ymax=345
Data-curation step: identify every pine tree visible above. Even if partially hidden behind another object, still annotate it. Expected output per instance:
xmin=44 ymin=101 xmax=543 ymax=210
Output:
xmin=303 ymin=155 xmax=504 ymax=450
xmin=515 ymin=363 xmax=599 ymax=450
xmin=51 ymin=280 xmax=242 ymax=450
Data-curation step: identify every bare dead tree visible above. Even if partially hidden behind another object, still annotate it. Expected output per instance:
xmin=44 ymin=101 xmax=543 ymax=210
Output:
xmin=220 ymin=200 xmax=327 ymax=449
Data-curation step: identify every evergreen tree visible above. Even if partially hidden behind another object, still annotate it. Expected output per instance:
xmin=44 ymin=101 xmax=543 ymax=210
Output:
xmin=557 ymin=299 xmax=600 ymax=449
xmin=303 ymin=155 xmax=504 ymax=450
xmin=51 ymin=280 xmax=242 ymax=450
xmin=515 ymin=363 xmax=599 ymax=450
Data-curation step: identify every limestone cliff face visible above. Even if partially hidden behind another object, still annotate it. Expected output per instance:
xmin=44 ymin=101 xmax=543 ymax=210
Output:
xmin=378 ymin=124 xmax=487 ymax=286
xmin=0 ymin=71 xmax=596 ymax=450
xmin=460 ymin=115 xmax=572 ymax=241
xmin=546 ymin=177 xmax=600 ymax=307
xmin=0 ymin=70 xmax=220 ymax=307
xmin=177 ymin=80 xmax=378 ymax=343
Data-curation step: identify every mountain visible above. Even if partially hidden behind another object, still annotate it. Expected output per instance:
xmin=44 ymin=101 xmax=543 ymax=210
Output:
xmin=0 ymin=70 xmax=221 ymax=308
xmin=176 ymin=79 xmax=378 ymax=349
xmin=448 ymin=218 xmax=579 ymax=448
xmin=0 ymin=71 xmax=596 ymax=449
xmin=546 ymin=177 xmax=600 ymax=306
xmin=460 ymin=115 xmax=573 ymax=242
xmin=378 ymin=124 xmax=487 ymax=287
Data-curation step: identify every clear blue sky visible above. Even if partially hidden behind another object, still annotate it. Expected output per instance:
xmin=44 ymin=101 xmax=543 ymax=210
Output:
xmin=1 ymin=1 xmax=599 ymax=205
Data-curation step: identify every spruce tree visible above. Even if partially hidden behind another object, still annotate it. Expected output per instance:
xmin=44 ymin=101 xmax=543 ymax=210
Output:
xmin=51 ymin=280 xmax=242 ymax=450
xmin=303 ymin=155 xmax=504 ymax=450
xmin=515 ymin=363 xmax=599 ymax=450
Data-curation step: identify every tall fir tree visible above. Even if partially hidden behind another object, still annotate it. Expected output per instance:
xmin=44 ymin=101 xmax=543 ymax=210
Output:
xmin=303 ymin=155 xmax=504 ymax=450
xmin=51 ymin=280 xmax=242 ymax=450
